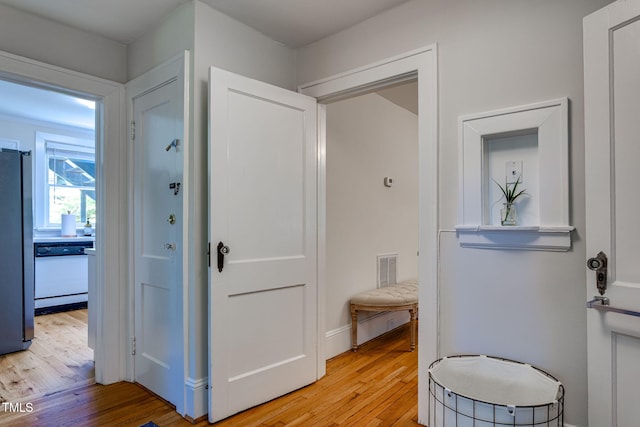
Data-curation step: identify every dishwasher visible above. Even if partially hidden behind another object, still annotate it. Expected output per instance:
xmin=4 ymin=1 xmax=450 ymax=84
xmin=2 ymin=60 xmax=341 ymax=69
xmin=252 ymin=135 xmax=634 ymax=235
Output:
xmin=34 ymin=240 xmax=94 ymax=314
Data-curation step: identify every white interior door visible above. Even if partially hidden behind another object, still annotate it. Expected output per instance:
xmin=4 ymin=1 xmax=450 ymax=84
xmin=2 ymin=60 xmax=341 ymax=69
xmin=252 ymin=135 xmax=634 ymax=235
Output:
xmin=131 ymin=56 xmax=186 ymax=406
xmin=208 ymin=67 xmax=318 ymax=422
xmin=584 ymin=1 xmax=640 ymax=425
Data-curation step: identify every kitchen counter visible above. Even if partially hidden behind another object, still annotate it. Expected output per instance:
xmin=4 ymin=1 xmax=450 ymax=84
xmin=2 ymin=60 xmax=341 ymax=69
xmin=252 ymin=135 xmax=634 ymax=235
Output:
xmin=34 ymin=236 xmax=95 ymax=244
xmin=33 ymin=237 xmax=94 ymax=313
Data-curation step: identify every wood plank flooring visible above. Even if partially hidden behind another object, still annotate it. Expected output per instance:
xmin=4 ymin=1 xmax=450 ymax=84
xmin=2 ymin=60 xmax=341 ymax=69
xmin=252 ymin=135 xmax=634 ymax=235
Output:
xmin=0 ymin=309 xmax=94 ymax=404
xmin=1 ymin=324 xmax=420 ymax=427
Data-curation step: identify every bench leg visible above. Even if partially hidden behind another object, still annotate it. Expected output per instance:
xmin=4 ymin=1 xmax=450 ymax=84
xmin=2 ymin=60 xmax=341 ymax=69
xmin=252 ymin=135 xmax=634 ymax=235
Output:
xmin=350 ymin=305 xmax=358 ymax=352
xmin=409 ymin=306 xmax=417 ymax=352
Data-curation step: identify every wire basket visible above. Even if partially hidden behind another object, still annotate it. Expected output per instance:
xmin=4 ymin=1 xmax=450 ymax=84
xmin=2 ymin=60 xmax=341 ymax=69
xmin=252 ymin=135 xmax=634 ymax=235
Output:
xmin=428 ymin=355 xmax=564 ymax=427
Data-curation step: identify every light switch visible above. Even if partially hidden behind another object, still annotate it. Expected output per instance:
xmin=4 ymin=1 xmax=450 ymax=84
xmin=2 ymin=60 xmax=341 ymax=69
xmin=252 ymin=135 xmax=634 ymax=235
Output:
xmin=506 ymin=161 xmax=523 ymax=184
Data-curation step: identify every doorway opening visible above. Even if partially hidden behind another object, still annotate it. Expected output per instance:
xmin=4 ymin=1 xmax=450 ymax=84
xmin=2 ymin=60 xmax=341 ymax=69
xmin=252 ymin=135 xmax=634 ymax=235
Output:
xmin=0 ymin=78 xmax=97 ymax=402
xmin=299 ymin=46 xmax=438 ymax=424
xmin=323 ymin=79 xmax=419 ymax=358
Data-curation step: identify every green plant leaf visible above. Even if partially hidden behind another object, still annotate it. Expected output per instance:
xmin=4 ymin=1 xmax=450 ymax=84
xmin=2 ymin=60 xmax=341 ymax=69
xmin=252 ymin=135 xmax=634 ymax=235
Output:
xmin=493 ymin=176 xmax=526 ymax=203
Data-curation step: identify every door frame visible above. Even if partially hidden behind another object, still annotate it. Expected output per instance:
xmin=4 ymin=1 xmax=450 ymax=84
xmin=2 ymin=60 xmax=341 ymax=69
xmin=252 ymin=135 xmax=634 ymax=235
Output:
xmin=126 ymin=51 xmax=190 ymax=415
xmin=299 ymin=45 xmax=438 ymax=424
xmin=0 ymin=49 xmax=127 ymax=384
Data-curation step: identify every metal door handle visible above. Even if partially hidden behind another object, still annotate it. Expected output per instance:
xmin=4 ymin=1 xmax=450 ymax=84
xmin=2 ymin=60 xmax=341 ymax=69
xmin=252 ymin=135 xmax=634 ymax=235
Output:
xmin=587 ymin=296 xmax=640 ymax=318
xmin=165 ymin=138 xmax=179 ymax=151
xmin=169 ymin=182 xmax=181 ymax=195
xmin=217 ymin=241 xmax=230 ymax=272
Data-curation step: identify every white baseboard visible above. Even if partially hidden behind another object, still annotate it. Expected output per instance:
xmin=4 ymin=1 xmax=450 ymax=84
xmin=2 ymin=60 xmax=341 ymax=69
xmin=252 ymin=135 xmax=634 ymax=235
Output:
xmin=324 ymin=311 xmax=410 ymax=359
xmin=184 ymin=376 xmax=208 ymax=419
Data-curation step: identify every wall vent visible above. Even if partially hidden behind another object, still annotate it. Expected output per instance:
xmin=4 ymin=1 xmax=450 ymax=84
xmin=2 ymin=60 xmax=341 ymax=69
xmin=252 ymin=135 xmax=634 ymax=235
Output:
xmin=377 ymin=254 xmax=397 ymax=288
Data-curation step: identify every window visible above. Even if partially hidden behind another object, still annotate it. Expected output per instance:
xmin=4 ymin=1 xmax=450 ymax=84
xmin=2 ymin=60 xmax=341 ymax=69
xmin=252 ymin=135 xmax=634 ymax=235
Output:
xmin=35 ymin=132 xmax=95 ymax=229
xmin=46 ymin=141 xmax=95 ymax=225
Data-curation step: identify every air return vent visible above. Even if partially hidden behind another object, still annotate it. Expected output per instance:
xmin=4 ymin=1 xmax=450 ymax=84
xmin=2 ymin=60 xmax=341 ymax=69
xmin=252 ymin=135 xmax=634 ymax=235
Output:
xmin=377 ymin=254 xmax=397 ymax=288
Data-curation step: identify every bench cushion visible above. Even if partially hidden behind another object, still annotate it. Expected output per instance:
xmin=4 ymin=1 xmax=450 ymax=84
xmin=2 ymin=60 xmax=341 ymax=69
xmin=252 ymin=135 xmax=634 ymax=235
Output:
xmin=350 ymin=279 xmax=418 ymax=306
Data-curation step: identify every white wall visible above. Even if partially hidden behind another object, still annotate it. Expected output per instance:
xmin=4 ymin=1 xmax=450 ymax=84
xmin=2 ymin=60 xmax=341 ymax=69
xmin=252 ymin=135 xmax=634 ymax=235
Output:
xmin=0 ymin=3 xmax=126 ymax=83
xmin=193 ymin=1 xmax=296 ymax=91
xmin=127 ymin=0 xmax=297 ymax=418
xmin=297 ymin=1 xmax=614 ymax=425
xmin=325 ymin=92 xmax=418 ymax=356
xmin=0 ymin=115 xmax=93 ymax=153
xmin=126 ymin=2 xmax=195 ymax=81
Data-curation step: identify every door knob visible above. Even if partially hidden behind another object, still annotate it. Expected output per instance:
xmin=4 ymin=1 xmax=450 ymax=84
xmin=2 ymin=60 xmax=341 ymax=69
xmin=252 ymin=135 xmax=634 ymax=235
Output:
xmin=164 ymin=243 xmax=176 ymax=251
xmin=167 ymin=214 xmax=176 ymax=224
xmin=587 ymin=251 xmax=608 ymax=295
xmin=217 ymin=241 xmax=230 ymax=272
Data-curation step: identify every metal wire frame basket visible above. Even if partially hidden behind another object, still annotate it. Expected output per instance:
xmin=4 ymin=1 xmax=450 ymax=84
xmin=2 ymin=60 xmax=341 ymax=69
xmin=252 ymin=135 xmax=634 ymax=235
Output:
xmin=428 ymin=355 xmax=564 ymax=427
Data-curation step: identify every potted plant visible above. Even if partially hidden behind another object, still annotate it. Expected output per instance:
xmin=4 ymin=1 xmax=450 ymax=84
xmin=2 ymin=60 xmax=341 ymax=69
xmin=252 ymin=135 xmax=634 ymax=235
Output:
xmin=494 ymin=176 xmax=526 ymax=225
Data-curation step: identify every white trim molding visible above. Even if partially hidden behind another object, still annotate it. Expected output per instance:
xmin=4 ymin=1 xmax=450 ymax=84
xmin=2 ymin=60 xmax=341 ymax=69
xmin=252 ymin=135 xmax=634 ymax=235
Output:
xmin=0 ymin=49 xmax=127 ymax=385
xmin=455 ymin=225 xmax=574 ymax=251
xmin=324 ymin=311 xmax=410 ymax=359
xmin=184 ymin=376 xmax=208 ymax=420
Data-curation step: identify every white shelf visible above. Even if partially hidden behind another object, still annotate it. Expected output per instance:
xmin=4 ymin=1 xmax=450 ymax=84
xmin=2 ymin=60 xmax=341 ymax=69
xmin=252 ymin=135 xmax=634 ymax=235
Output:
xmin=455 ymin=225 xmax=575 ymax=251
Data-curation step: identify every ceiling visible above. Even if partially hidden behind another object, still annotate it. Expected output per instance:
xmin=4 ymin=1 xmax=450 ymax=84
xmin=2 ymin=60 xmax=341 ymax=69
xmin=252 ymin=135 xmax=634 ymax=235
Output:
xmin=0 ymin=0 xmax=191 ymax=45
xmin=200 ymin=0 xmax=410 ymax=48
xmin=0 ymin=0 xmax=410 ymax=47
xmin=0 ymin=79 xmax=95 ymax=130
xmin=377 ymin=81 xmax=418 ymax=115
xmin=0 ymin=0 xmax=416 ymax=127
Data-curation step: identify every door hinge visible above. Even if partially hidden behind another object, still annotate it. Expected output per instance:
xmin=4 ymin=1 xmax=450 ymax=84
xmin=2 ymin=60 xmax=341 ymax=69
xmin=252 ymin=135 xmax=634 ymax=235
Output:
xmin=207 ymin=242 xmax=211 ymax=267
xmin=131 ymin=120 xmax=136 ymax=142
xmin=131 ymin=336 xmax=136 ymax=356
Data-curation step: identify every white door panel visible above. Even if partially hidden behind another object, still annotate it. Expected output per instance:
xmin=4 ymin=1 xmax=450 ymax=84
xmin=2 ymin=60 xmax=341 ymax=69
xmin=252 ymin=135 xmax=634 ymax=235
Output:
xmin=612 ymin=19 xmax=640 ymax=287
xmin=133 ymin=81 xmax=178 ymax=401
xmin=226 ymin=92 xmax=306 ymax=260
xmin=131 ymin=55 xmax=186 ymax=406
xmin=209 ymin=66 xmax=317 ymax=422
xmin=584 ymin=2 xmax=640 ymax=425
xmin=614 ymin=333 xmax=640 ymax=425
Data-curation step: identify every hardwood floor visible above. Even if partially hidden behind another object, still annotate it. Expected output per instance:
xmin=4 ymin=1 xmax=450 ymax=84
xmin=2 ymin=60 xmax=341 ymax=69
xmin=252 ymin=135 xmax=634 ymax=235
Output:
xmin=0 ymin=309 xmax=94 ymax=404
xmin=1 ymin=324 xmax=420 ymax=427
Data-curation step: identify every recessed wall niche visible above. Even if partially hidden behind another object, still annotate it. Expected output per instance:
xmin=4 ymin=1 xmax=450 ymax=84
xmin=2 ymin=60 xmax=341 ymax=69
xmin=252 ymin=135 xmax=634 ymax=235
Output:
xmin=456 ymin=98 xmax=574 ymax=251
xmin=484 ymin=130 xmax=539 ymax=226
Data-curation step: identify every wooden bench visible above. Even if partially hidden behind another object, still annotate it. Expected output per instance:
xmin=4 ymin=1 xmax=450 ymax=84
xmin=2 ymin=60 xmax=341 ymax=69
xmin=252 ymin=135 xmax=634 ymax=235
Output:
xmin=349 ymin=280 xmax=418 ymax=352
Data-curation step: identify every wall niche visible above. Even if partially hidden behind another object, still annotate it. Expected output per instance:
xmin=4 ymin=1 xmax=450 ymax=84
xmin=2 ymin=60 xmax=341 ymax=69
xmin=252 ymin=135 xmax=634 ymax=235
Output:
xmin=456 ymin=98 xmax=574 ymax=251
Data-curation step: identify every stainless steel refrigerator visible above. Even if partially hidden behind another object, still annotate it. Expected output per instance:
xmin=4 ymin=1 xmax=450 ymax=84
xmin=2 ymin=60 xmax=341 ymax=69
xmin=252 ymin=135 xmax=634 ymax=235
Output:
xmin=0 ymin=149 xmax=34 ymax=355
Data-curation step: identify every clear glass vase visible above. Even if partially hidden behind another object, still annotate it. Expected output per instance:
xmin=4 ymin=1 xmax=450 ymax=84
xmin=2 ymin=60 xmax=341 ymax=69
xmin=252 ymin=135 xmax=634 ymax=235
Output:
xmin=501 ymin=202 xmax=517 ymax=226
